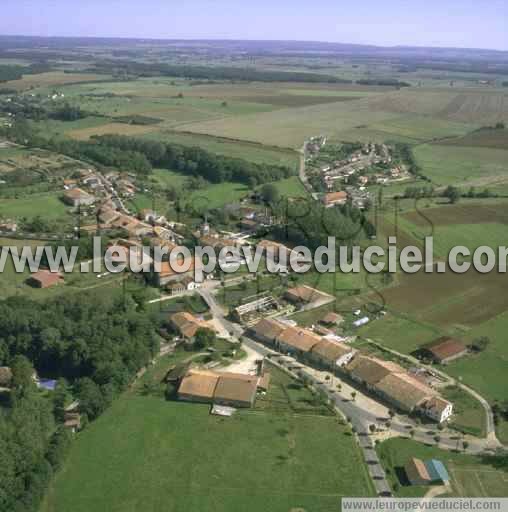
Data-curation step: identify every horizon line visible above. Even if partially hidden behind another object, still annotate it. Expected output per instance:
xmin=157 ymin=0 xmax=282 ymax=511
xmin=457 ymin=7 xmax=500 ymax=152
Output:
xmin=0 ymin=33 xmax=507 ymax=54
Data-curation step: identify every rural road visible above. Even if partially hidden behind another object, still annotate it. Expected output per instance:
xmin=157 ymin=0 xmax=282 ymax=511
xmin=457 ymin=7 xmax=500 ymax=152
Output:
xmin=365 ymin=338 xmax=502 ymax=448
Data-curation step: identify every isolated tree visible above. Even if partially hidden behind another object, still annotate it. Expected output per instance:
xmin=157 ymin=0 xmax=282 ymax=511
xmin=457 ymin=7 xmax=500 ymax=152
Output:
xmin=261 ymin=183 xmax=280 ymax=205
xmin=194 ymin=328 xmax=216 ymax=350
xmin=369 ymin=424 xmax=377 ymax=433
xmin=443 ymin=185 xmax=460 ymax=204
xmin=351 ymin=391 xmax=357 ymax=402
xmin=462 ymin=440 xmax=469 ymax=452
xmin=471 ymin=336 xmax=490 ymax=352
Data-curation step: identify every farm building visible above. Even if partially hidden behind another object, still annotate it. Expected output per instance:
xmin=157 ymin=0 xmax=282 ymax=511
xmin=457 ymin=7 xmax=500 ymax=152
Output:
xmin=232 ymin=295 xmax=282 ymax=325
xmin=177 ymin=369 xmax=269 ymax=408
xmin=322 ymin=191 xmax=348 ymax=207
xmin=26 ymin=270 xmax=64 ymax=289
xmin=419 ymin=337 xmax=468 ymax=364
xmin=63 ymin=188 xmax=96 ymax=207
xmin=405 ymin=458 xmax=449 ymax=486
xmin=284 ymin=285 xmax=333 ymax=306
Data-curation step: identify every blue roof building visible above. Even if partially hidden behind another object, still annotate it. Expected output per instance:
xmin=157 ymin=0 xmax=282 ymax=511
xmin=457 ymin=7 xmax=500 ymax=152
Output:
xmin=424 ymin=459 xmax=449 ymax=484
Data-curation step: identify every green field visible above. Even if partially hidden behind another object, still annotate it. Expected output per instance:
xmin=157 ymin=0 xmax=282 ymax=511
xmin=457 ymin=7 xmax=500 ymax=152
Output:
xmin=41 ymin=360 xmax=374 ymax=512
xmin=413 ymin=143 xmax=508 ymax=189
xmin=142 ymin=131 xmax=299 ymax=168
xmin=0 ymin=191 xmax=72 ymax=222
xmin=377 ymin=438 xmax=508 ymax=498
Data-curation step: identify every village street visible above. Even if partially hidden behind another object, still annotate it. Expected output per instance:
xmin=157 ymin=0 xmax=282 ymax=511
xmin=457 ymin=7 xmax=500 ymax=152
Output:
xmin=196 ymin=283 xmax=502 ymax=497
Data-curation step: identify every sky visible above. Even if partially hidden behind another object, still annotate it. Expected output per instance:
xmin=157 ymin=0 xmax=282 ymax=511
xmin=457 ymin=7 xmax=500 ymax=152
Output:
xmin=2 ymin=0 xmax=507 ymax=51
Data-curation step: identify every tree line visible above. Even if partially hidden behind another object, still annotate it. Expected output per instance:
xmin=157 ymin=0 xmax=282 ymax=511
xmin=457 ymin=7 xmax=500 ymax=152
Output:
xmin=0 ymin=290 xmax=160 ymax=510
xmin=2 ymin=122 xmax=295 ymax=186
xmin=91 ymin=60 xmax=353 ymax=84
xmin=0 ymin=62 xmax=52 ymax=83
xmin=92 ymin=134 xmax=295 ymax=186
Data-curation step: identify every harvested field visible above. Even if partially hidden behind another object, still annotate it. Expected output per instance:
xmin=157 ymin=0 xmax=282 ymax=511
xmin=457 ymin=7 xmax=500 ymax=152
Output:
xmin=437 ymin=128 xmax=508 ymax=150
xmin=180 ymin=100 xmax=402 ymax=147
xmin=234 ymin=94 xmax=360 ymax=107
xmin=403 ymin=202 xmax=508 ymax=227
xmin=363 ymin=88 xmax=508 ymax=125
xmin=380 ymin=268 xmax=508 ymax=328
xmin=413 ymin=143 xmax=508 ymax=188
xmin=3 ymin=71 xmax=111 ymax=91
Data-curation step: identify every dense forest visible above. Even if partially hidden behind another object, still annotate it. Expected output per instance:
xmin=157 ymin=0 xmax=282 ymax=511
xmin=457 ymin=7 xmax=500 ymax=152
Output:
xmin=0 ymin=63 xmax=52 ymax=83
xmin=0 ymin=291 xmax=161 ymax=511
xmin=270 ymin=198 xmax=373 ymax=250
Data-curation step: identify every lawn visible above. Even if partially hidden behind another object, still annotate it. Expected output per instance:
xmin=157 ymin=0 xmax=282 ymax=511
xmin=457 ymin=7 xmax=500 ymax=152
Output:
xmin=376 ymin=438 xmax=508 ymax=498
xmin=440 ymin=386 xmax=486 ymax=438
xmin=41 ymin=359 xmax=374 ymax=512
xmin=270 ymin=176 xmax=308 ymax=198
xmin=187 ymin=181 xmax=249 ymax=210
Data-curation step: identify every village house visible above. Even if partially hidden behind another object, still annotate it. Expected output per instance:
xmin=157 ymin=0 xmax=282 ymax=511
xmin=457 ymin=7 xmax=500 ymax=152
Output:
xmin=346 ymin=355 xmax=405 ymax=390
xmin=26 ymin=270 xmax=64 ymax=289
xmin=167 ymin=276 xmax=199 ymax=295
xmin=346 ymin=354 xmax=453 ymax=422
xmin=320 ymin=312 xmax=344 ymax=327
xmin=419 ymin=396 xmax=454 ymax=423
xmin=373 ymin=372 xmax=437 ymax=414
xmin=257 ymin=239 xmax=296 ymax=267
xmin=309 ymin=339 xmax=356 ymax=369
xmin=63 ymin=178 xmax=77 ymax=189
xmin=64 ymin=412 xmax=82 ymax=433
xmin=63 ymin=188 xmax=96 ymax=207
xmin=247 ymin=318 xmax=287 ymax=346
xmin=275 ymin=326 xmax=321 ymax=356
xmin=153 ymin=256 xmax=201 ymax=287
xmin=0 ymin=366 xmax=13 ymax=391
xmin=284 ymin=285 xmax=332 ymax=306
xmin=322 ymin=191 xmax=348 ymax=207
xmin=0 ymin=221 xmax=17 ymax=233
xmin=169 ymin=312 xmax=213 ymax=340
xmin=139 ymin=209 xmax=157 ymax=223
xmin=419 ymin=337 xmax=468 ymax=364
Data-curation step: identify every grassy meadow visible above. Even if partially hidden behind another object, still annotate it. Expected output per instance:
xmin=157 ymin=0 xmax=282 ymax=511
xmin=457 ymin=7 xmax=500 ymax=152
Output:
xmin=41 ymin=359 xmax=374 ymax=512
